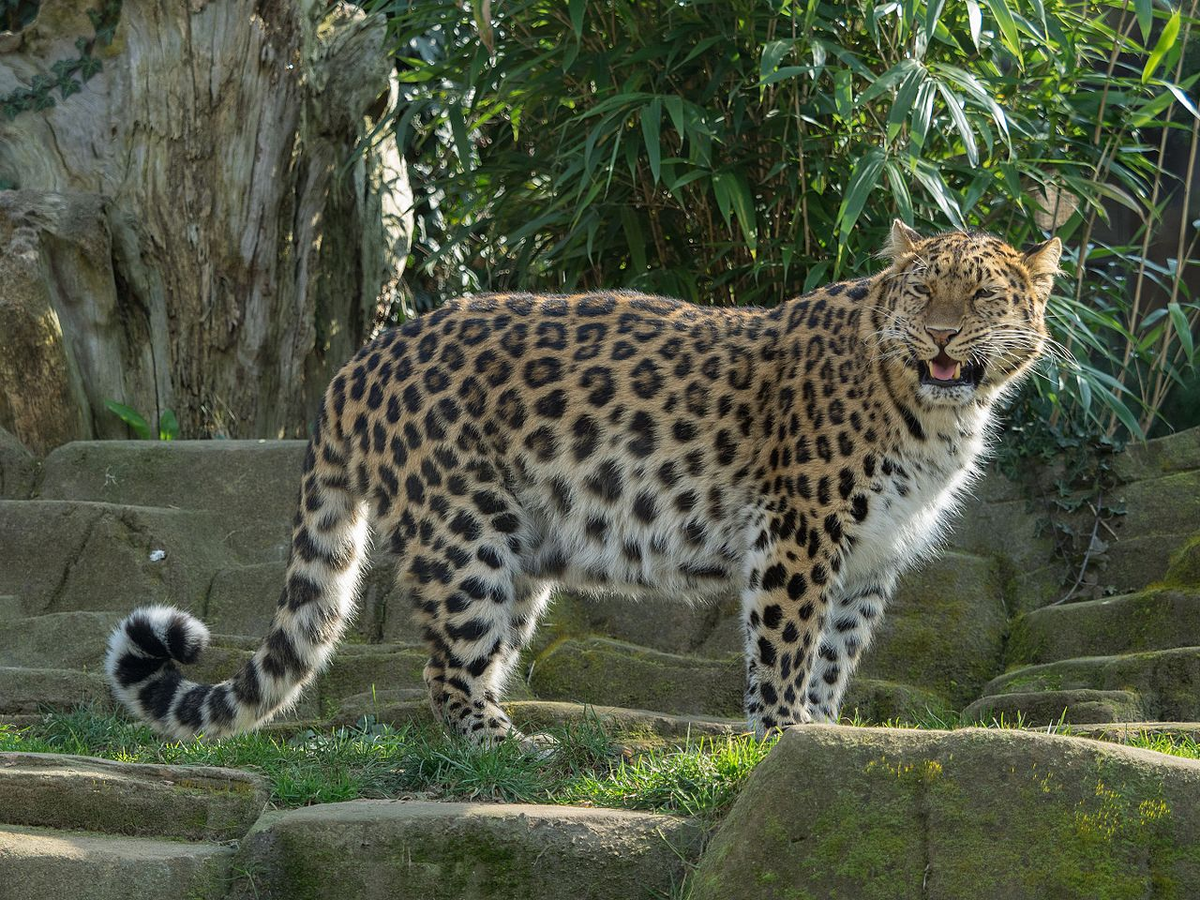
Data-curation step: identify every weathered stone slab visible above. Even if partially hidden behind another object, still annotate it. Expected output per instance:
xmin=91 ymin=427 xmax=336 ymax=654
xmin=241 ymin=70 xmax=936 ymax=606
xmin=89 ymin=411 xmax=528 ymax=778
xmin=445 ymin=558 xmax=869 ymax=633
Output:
xmin=315 ymin=644 xmax=432 ymax=711
xmin=0 ymin=824 xmax=232 ymax=900
xmin=0 ymin=667 xmax=107 ymax=714
xmin=840 ymin=678 xmax=952 ymax=724
xmin=981 ymin=647 xmax=1200 ymax=721
xmin=229 ymin=800 xmax=703 ymax=900
xmin=0 ymin=500 xmax=230 ymax=615
xmin=0 ymin=427 xmax=36 ymax=500
xmin=694 ymin=725 xmax=1200 ymax=900
xmin=1062 ymin=721 xmax=1200 ymax=744
xmin=527 ymin=637 xmax=743 ymax=718
xmin=860 ymin=551 xmax=1006 ymax=707
xmin=1113 ymin=425 xmax=1200 ymax=482
xmin=1008 ymin=588 xmax=1200 ymax=666
xmin=961 ymin=689 xmax=1146 ymax=727
xmin=1102 ymin=471 xmax=1200 ymax=592
xmin=0 ymin=611 xmax=121 ymax=670
xmin=0 ymin=753 xmax=267 ymax=841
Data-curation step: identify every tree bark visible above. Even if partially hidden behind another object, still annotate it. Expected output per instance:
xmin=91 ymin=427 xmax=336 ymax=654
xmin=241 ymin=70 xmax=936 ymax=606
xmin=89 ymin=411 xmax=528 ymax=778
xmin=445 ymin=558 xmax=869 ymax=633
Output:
xmin=0 ymin=0 xmax=411 ymax=452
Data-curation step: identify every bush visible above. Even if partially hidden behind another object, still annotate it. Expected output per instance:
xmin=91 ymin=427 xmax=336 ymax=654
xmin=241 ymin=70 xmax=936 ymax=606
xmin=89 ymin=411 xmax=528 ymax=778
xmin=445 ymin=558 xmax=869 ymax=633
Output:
xmin=379 ymin=0 xmax=1200 ymax=443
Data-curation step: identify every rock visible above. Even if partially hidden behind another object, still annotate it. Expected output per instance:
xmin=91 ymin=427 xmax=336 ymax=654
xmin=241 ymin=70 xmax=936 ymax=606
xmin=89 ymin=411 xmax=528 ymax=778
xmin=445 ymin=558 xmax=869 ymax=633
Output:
xmin=1062 ymin=721 xmax=1200 ymax=744
xmin=859 ymin=551 xmax=1006 ymax=708
xmin=526 ymin=637 xmax=743 ymax=718
xmin=961 ymin=689 xmax=1146 ymax=727
xmin=315 ymin=644 xmax=434 ymax=711
xmin=534 ymin=590 xmax=735 ymax=659
xmin=504 ymin=700 xmax=743 ymax=740
xmin=0 ymin=753 xmax=266 ymax=841
xmin=228 ymin=800 xmax=703 ymax=900
xmin=1166 ymin=537 xmax=1200 ymax=587
xmin=0 ymin=500 xmax=230 ymax=615
xmin=840 ymin=678 xmax=953 ymax=724
xmin=0 ymin=427 xmax=36 ymax=499
xmin=0 ymin=611 xmax=121 ymax=670
xmin=0 ymin=667 xmax=107 ymax=715
xmin=945 ymin=492 xmax=1057 ymax=578
xmin=981 ymin=646 xmax=1200 ymax=721
xmin=693 ymin=725 xmax=1200 ymax=900
xmin=39 ymin=441 xmax=305 ymax=557
xmin=0 ymin=824 xmax=232 ymax=900
xmin=1103 ymin=472 xmax=1200 ymax=591
xmin=1007 ymin=589 xmax=1200 ymax=666
xmin=1112 ymin=426 xmax=1200 ymax=482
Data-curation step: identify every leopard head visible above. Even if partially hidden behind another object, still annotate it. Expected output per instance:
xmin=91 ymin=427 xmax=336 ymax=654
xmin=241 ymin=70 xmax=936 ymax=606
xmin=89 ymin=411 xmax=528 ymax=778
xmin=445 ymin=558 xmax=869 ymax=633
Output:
xmin=869 ymin=220 xmax=1060 ymax=409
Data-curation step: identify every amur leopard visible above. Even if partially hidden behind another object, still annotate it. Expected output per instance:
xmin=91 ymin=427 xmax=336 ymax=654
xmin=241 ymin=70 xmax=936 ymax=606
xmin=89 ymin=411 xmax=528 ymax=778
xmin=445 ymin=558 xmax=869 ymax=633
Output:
xmin=106 ymin=221 xmax=1060 ymax=742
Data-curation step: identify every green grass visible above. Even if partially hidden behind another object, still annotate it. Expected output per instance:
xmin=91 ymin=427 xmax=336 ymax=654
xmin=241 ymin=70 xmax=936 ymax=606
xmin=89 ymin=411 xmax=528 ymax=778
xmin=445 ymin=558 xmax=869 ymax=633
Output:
xmin=0 ymin=706 xmax=774 ymax=820
xmin=6 ymin=705 xmax=1199 ymax=825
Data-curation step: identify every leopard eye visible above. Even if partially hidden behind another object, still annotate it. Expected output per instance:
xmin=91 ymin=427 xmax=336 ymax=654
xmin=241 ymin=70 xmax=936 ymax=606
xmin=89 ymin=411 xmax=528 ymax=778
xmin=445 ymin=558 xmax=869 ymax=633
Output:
xmin=911 ymin=284 xmax=931 ymax=296
xmin=972 ymin=288 xmax=998 ymax=303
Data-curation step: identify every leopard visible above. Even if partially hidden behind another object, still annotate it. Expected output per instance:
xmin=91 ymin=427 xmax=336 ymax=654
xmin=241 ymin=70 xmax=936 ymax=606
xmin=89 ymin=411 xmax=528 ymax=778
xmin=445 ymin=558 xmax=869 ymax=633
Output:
xmin=105 ymin=221 xmax=1061 ymax=744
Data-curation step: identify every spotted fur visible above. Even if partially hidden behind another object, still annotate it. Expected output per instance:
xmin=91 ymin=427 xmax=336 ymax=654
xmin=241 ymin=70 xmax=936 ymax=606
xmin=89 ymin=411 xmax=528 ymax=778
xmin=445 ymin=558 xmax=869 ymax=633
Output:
xmin=105 ymin=222 xmax=1060 ymax=741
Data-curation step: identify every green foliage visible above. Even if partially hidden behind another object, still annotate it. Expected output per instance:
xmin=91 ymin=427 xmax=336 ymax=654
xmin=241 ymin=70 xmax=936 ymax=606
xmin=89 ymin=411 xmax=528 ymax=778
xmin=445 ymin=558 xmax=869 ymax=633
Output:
xmin=0 ymin=0 xmax=121 ymax=123
xmin=380 ymin=0 xmax=1200 ymax=443
xmin=104 ymin=400 xmax=180 ymax=441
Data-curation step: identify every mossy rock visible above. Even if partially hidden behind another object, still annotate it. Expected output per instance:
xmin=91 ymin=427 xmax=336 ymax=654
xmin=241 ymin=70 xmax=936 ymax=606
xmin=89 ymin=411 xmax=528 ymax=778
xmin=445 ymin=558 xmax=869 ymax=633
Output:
xmin=526 ymin=637 xmax=743 ymax=718
xmin=961 ymin=689 xmax=1146 ymax=727
xmin=1164 ymin=536 xmax=1200 ymax=588
xmin=694 ymin=725 xmax=1200 ymax=900
xmin=982 ymin=647 xmax=1200 ymax=721
xmin=943 ymin=490 xmax=1056 ymax=577
xmin=228 ymin=800 xmax=703 ymax=900
xmin=532 ymin=589 xmax=736 ymax=659
xmin=1008 ymin=589 xmax=1200 ymax=666
xmin=0 ymin=426 xmax=36 ymax=499
xmin=0 ymin=825 xmax=233 ymax=900
xmin=0 ymin=500 xmax=231 ymax=615
xmin=859 ymin=551 xmax=1006 ymax=708
xmin=0 ymin=752 xmax=267 ymax=841
xmin=840 ymin=679 xmax=953 ymax=725
xmin=1113 ymin=426 xmax=1200 ymax=483
xmin=314 ymin=644 xmax=436 ymax=712
xmin=1103 ymin=471 xmax=1200 ymax=592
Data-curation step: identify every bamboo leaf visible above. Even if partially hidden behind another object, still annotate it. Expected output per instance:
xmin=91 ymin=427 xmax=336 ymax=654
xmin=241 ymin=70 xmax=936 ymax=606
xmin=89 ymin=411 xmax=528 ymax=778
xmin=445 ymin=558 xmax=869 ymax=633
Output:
xmin=966 ymin=0 xmax=982 ymax=49
xmin=1144 ymin=10 xmax=1181 ymax=84
xmin=1168 ymin=302 xmax=1196 ymax=365
xmin=837 ymin=149 xmax=886 ymax=243
xmin=105 ymin=401 xmax=152 ymax=440
xmin=982 ymin=0 xmax=1023 ymax=65
xmin=936 ymin=82 xmax=978 ymax=166
xmin=641 ymin=99 xmax=662 ymax=184
xmin=1134 ymin=0 xmax=1153 ymax=41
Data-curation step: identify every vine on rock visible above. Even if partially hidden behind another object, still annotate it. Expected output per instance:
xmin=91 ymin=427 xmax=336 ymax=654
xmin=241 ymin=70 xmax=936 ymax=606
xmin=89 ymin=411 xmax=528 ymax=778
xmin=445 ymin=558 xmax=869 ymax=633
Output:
xmin=0 ymin=0 xmax=122 ymax=121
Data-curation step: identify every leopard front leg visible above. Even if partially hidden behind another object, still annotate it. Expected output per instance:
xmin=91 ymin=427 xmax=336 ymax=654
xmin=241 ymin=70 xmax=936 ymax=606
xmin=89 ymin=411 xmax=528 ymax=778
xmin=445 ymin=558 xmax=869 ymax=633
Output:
xmin=803 ymin=576 xmax=896 ymax=723
xmin=741 ymin=551 xmax=837 ymax=737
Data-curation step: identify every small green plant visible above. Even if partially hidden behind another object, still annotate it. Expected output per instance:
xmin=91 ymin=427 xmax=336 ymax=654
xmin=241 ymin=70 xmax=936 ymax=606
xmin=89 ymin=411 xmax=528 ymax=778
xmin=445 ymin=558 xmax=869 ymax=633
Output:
xmin=104 ymin=400 xmax=180 ymax=441
xmin=1 ymin=0 xmax=122 ymax=122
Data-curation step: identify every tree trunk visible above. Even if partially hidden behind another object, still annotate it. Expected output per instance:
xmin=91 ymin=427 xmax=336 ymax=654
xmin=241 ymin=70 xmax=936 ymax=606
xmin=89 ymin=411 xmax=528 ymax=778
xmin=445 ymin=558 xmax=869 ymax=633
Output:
xmin=0 ymin=0 xmax=411 ymax=453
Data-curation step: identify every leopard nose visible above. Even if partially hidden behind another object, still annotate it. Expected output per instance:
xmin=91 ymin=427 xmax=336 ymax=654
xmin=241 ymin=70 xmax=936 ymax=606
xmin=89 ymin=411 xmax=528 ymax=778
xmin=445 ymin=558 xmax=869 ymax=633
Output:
xmin=926 ymin=327 xmax=960 ymax=348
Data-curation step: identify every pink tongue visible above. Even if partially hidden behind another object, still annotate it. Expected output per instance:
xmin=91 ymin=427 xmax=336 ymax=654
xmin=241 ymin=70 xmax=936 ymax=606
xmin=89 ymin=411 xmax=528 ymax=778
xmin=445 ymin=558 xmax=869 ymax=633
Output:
xmin=931 ymin=360 xmax=957 ymax=381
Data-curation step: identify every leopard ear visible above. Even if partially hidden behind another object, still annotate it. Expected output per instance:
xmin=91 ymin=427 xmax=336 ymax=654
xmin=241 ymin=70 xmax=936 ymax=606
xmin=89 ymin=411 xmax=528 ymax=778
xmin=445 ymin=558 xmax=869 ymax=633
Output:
xmin=1023 ymin=237 xmax=1062 ymax=293
xmin=884 ymin=219 xmax=922 ymax=261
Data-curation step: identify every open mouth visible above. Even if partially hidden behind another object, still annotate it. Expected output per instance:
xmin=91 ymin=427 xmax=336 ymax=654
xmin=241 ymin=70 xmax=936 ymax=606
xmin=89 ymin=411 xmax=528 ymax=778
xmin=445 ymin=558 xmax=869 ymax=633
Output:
xmin=914 ymin=351 xmax=984 ymax=389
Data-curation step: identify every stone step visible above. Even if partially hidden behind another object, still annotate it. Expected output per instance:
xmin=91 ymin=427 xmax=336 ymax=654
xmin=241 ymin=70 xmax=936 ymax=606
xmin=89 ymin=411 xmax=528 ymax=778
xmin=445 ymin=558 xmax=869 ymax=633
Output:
xmin=524 ymin=636 xmax=944 ymax=724
xmin=1103 ymin=470 xmax=1200 ymax=592
xmin=1060 ymin=721 xmax=1200 ymax=744
xmin=694 ymin=724 xmax=1200 ymax=899
xmin=0 ymin=824 xmax=232 ymax=900
xmin=980 ymin=646 xmax=1200 ymax=721
xmin=0 ymin=500 xmax=236 ymax=616
xmin=0 ymin=667 xmax=108 ymax=715
xmin=0 ymin=753 xmax=266 ymax=841
xmin=0 ymin=611 xmax=122 ymax=670
xmin=227 ymin=800 xmax=702 ymax=900
xmin=1008 ymin=589 xmax=1200 ymax=666
xmin=1112 ymin=425 xmax=1200 ymax=482
xmin=39 ymin=439 xmax=305 ymax=534
xmin=961 ymin=689 xmax=1146 ymax=727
